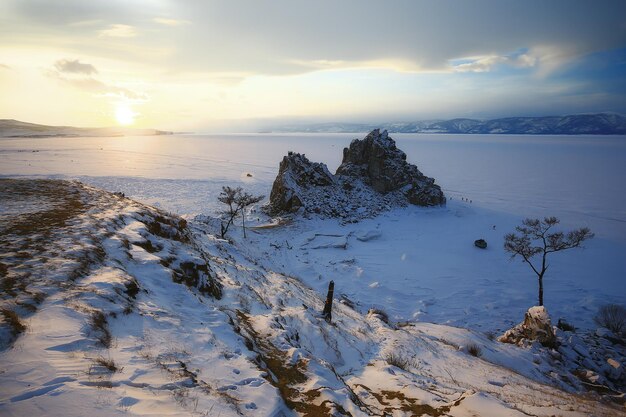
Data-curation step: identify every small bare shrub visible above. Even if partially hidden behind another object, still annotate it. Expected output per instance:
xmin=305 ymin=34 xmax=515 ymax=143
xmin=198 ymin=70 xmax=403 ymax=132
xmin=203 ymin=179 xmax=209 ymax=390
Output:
xmin=90 ymin=311 xmax=112 ymax=347
xmin=94 ymin=356 xmax=120 ymax=373
xmin=594 ymin=304 xmax=626 ymax=335
xmin=383 ymin=352 xmax=418 ymax=371
xmin=465 ymin=342 xmax=482 ymax=357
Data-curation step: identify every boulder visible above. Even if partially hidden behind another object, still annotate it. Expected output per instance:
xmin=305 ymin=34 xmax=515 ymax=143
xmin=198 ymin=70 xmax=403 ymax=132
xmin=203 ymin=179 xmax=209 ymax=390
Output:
xmin=336 ymin=129 xmax=445 ymax=206
xmin=499 ymin=306 xmax=557 ymax=348
xmin=474 ymin=239 xmax=487 ymax=249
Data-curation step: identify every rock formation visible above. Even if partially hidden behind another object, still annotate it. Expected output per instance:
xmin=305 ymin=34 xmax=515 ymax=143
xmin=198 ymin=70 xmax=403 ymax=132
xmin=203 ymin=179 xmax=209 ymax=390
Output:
xmin=269 ymin=152 xmax=334 ymax=213
xmin=336 ymin=129 xmax=445 ymax=206
xmin=268 ymin=129 xmax=445 ymax=219
xmin=499 ymin=306 xmax=557 ymax=348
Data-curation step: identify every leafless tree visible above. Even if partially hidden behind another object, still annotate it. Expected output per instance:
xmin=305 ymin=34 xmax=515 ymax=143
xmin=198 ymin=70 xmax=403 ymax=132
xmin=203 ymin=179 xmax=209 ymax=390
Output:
xmin=217 ymin=186 xmax=264 ymax=238
xmin=504 ymin=217 xmax=593 ymax=306
xmin=234 ymin=191 xmax=264 ymax=238
xmin=217 ymin=186 xmax=242 ymax=238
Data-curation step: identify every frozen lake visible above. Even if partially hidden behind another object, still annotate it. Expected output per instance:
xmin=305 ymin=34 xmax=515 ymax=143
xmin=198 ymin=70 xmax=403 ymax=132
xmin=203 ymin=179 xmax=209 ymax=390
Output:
xmin=1 ymin=132 xmax=625 ymax=331
xmin=1 ymin=133 xmax=625 ymax=242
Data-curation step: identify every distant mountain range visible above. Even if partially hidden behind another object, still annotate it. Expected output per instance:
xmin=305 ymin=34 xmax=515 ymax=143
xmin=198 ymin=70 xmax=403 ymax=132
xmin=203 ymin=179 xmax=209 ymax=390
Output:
xmin=270 ymin=113 xmax=626 ymax=135
xmin=0 ymin=119 xmax=172 ymax=138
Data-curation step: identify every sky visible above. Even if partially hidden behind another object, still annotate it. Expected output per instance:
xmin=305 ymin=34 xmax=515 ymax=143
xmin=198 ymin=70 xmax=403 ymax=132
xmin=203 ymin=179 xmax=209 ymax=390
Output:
xmin=1 ymin=0 xmax=625 ymax=131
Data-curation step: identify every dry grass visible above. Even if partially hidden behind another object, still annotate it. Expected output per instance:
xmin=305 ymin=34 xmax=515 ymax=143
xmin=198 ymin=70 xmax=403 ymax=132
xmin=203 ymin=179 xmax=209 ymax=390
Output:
xmin=93 ymin=356 xmax=120 ymax=373
xmin=465 ymin=342 xmax=483 ymax=357
xmin=383 ymin=352 xmax=419 ymax=372
xmin=367 ymin=308 xmax=391 ymax=325
xmin=90 ymin=310 xmax=112 ymax=348
xmin=1 ymin=308 xmax=26 ymax=337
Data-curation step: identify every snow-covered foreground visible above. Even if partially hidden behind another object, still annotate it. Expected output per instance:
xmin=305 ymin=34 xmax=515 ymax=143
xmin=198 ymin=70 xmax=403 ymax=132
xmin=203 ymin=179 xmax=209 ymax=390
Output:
xmin=1 ymin=180 xmax=624 ymax=416
xmin=235 ymin=201 xmax=625 ymax=334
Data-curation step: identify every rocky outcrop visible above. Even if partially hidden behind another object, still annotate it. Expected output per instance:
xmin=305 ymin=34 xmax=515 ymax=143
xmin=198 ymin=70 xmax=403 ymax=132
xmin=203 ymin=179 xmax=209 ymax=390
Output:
xmin=268 ymin=152 xmax=334 ymax=213
xmin=499 ymin=306 xmax=557 ymax=348
xmin=336 ymin=129 xmax=445 ymax=206
xmin=267 ymin=129 xmax=445 ymax=219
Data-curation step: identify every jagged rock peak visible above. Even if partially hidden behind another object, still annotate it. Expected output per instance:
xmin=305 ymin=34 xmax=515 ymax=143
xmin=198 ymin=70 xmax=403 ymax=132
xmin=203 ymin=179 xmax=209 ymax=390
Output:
xmin=267 ymin=130 xmax=445 ymax=219
xmin=268 ymin=152 xmax=334 ymax=214
xmin=337 ymin=129 xmax=445 ymax=206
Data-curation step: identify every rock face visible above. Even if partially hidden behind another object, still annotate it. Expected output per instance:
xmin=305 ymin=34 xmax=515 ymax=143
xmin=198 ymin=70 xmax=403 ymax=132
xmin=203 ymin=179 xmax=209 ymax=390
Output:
xmin=268 ymin=129 xmax=445 ymax=219
xmin=499 ymin=306 xmax=557 ymax=348
xmin=269 ymin=152 xmax=334 ymax=213
xmin=336 ymin=129 xmax=445 ymax=206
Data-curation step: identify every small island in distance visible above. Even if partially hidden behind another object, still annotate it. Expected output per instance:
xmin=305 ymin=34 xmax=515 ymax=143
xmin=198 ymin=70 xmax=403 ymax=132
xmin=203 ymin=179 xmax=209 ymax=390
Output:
xmin=269 ymin=113 xmax=626 ymax=135
xmin=0 ymin=119 xmax=173 ymax=138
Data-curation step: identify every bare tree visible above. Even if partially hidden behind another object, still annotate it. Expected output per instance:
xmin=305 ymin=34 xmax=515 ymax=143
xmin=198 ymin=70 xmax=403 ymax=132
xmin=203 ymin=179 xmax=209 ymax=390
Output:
xmin=234 ymin=191 xmax=264 ymax=238
xmin=217 ymin=186 xmax=242 ymax=238
xmin=217 ymin=186 xmax=264 ymax=239
xmin=504 ymin=217 xmax=593 ymax=306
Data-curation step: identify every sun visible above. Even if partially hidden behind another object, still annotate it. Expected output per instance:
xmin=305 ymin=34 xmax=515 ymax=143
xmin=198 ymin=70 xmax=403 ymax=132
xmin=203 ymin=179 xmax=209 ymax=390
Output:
xmin=115 ymin=105 xmax=135 ymax=126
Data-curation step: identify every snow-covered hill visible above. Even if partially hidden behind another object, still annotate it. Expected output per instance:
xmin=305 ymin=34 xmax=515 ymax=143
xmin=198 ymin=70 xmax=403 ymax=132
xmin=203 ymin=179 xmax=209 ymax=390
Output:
xmin=0 ymin=120 xmax=171 ymax=138
xmin=271 ymin=113 xmax=626 ymax=135
xmin=1 ymin=179 xmax=624 ymax=416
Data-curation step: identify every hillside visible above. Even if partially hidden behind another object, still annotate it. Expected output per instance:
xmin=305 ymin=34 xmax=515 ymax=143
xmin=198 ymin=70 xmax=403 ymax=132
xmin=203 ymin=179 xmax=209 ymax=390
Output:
xmin=0 ymin=179 xmax=624 ymax=416
xmin=271 ymin=113 xmax=626 ymax=135
xmin=0 ymin=119 xmax=172 ymax=138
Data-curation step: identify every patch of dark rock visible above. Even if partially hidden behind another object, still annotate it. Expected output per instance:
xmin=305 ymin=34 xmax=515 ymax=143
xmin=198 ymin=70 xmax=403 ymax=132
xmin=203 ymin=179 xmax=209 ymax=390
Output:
xmin=171 ymin=261 xmax=222 ymax=299
xmin=474 ymin=239 xmax=487 ymax=249
xmin=133 ymin=239 xmax=163 ymax=253
xmin=557 ymin=318 xmax=576 ymax=332
xmin=144 ymin=214 xmax=189 ymax=243
xmin=124 ymin=279 xmax=140 ymax=299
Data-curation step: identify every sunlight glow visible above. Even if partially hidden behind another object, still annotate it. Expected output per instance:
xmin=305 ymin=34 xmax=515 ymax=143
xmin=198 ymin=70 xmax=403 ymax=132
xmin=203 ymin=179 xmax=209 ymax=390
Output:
xmin=115 ymin=105 xmax=135 ymax=126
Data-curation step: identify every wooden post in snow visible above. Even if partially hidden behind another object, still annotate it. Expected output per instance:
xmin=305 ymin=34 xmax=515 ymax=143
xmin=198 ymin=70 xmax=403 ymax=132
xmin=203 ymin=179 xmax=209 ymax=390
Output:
xmin=322 ymin=280 xmax=334 ymax=323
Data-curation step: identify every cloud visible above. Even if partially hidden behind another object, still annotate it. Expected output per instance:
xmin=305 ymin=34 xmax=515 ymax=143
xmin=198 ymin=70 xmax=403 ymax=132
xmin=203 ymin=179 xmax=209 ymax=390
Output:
xmin=453 ymin=52 xmax=537 ymax=73
xmin=98 ymin=24 xmax=136 ymax=38
xmin=65 ymin=77 xmax=146 ymax=100
xmin=54 ymin=59 xmax=98 ymax=75
xmin=5 ymin=0 xmax=625 ymax=76
xmin=47 ymin=67 xmax=146 ymax=101
xmin=153 ymin=17 xmax=190 ymax=27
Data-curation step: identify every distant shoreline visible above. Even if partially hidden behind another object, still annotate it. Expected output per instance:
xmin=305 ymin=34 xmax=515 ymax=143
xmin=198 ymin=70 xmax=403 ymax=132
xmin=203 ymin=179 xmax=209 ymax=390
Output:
xmin=0 ymin=119 xmax=172 ymax=138
xmin=267 ymin=113 xmax=626 ymax=135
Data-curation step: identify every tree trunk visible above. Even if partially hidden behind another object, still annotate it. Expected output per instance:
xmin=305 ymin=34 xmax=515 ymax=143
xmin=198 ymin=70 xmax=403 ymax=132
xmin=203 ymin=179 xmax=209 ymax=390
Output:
xmin=538 ymin=274 xmax=544 ymax=306
xmin=242 ymin=210 xmax=246 ymax=238
xmin=322 ymin=280 xmax=334 ymax=323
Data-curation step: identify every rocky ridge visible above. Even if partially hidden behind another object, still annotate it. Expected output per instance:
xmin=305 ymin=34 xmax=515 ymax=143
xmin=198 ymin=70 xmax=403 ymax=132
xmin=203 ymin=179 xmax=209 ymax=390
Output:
xmin=268 ymin=129 xmax=445 ymax=219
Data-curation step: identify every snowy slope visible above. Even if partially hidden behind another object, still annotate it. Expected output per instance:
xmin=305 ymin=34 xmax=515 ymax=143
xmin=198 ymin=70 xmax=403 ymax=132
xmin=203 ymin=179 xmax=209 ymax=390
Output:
xmin=1 ymin=179 xmax=624 ymax=416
